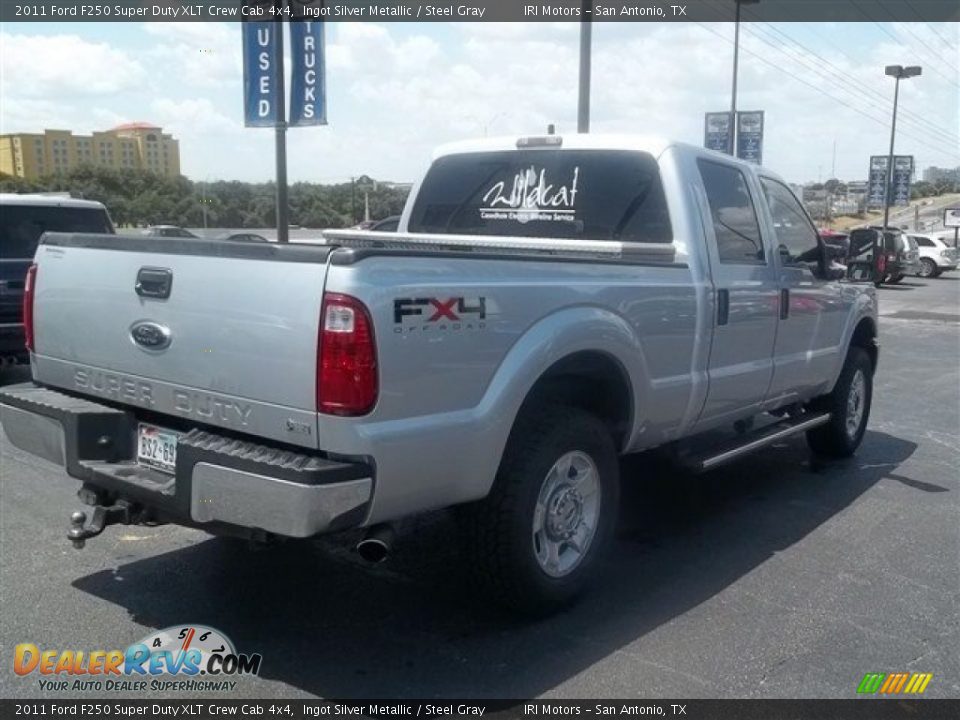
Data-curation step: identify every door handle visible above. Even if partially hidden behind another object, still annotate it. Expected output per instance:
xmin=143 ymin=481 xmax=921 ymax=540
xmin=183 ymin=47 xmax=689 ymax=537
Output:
xmin=135 ymin=267 xmax=173 ymax=299
xmin=780 ymin=288 xmax=789 ymax=319
xmin=717 ymin=289 xmax=729 ymax=326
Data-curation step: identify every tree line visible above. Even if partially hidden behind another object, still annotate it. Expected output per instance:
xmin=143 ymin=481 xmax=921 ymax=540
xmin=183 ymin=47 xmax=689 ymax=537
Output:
xmin=0 ymin=166 xmax=410 ymax=229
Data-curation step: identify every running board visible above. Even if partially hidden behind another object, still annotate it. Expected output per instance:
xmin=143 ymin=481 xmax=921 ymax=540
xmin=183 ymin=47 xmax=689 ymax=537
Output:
xmin=690 ymin=412 xmax=831 ymax=473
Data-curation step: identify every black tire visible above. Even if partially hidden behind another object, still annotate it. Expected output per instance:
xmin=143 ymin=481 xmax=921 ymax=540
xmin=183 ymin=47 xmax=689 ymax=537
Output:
xmin=918 ymin=258 xmax=937 ymax=278
xmin=887 ymin=273 xmax=904 ymax=284
xmin=806 ymin=347 xmax=873 ymax=458
xmin=460 ymin=404 xmax=620 ymax=615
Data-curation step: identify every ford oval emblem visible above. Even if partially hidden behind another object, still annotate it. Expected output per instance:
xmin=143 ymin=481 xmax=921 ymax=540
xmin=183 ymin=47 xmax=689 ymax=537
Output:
xmin=130 ymin=321 xmax=171 ymax=350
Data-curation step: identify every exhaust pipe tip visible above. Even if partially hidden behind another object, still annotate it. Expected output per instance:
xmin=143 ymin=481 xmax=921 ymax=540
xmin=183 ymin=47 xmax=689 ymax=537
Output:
xmin=355 ymin=524 xmax=394 ymax=563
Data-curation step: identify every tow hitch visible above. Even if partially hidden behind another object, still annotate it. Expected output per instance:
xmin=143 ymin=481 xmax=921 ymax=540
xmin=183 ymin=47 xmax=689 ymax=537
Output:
xmin=67 ymin=487 xmax=146 ymax=549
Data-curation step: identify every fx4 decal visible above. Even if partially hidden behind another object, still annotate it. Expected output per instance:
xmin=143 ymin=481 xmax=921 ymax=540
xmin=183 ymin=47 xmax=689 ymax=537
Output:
xmin=393 ymin=297 xmax=487 ymax=333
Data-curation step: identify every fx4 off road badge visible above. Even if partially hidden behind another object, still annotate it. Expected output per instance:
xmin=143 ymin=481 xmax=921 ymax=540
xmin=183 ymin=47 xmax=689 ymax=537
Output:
xmin=394 ymin=297 xmax=487 ymax=333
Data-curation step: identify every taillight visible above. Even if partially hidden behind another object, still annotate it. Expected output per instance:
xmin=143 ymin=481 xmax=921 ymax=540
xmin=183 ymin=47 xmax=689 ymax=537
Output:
xmin=317 ymin=292 xmax=378 ymax=416
xmin=877 ymin=254 xmax=886 ymax=274
xmin=23 ymin=264 xmax=37 ymax=352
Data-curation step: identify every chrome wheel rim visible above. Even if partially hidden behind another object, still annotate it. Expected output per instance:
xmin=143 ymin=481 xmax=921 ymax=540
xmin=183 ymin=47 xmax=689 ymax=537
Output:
xmin=532 ymin=450 xmax=601 ymax=578
xmin=919 ymin=260 xmax=934 ymax=277
xmin=846 ymin=369 xmax=866 ymax=439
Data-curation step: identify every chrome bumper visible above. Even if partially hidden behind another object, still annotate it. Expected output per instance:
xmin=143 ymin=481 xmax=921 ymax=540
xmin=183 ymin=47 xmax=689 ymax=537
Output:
xmin=0 ymin=383 xmax=372 ymax=538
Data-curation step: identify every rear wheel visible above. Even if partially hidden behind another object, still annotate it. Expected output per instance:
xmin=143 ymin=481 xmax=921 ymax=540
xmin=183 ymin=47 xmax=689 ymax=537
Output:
xmin=461 ymin=404 xmax=619 ymax=615
xmin=918 ymin=258 xmax=937 ymax=278
xmin=887 ymin=273 xmax=904 ymax=284
xmin=806 ymin=347 xmax=873 ymax=458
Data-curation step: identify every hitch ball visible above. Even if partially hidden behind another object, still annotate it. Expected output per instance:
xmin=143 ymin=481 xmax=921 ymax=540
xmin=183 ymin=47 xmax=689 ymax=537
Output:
xmin=68 ymin=511 xmax=88 ymax=549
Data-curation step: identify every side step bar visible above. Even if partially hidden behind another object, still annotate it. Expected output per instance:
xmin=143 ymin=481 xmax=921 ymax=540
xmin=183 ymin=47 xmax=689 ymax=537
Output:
xmin=691 ymin=412 xmax=831 ymax=473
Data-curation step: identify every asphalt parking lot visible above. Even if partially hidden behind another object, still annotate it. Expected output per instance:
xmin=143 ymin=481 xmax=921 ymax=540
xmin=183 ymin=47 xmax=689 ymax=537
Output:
xmin=1 ymin=275 xmax=957 ymax=701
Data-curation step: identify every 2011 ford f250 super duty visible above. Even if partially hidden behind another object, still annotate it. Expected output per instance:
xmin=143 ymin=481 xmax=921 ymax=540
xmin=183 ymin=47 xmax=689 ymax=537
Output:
xmin=1 ymin=135 xmax=878 ymax=613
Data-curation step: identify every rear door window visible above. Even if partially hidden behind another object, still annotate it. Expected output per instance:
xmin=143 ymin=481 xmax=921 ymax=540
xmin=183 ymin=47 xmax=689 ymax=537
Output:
xmin=407 ymin=149 xmax=672 ymax=243
xmin=0 ymin=204 xmax=113 ymax=260
xmin=696 ymin=159 xmax=764 ymax=263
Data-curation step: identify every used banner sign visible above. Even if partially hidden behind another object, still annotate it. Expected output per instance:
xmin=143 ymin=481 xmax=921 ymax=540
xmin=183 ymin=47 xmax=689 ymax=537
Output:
xmin=242 ymin=22 xmax=280 ymax=127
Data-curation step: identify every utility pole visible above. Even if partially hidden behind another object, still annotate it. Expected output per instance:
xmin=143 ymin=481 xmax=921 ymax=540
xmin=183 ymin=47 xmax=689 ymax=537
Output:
xmin=728 ymin=0 xmax=759 ymax=155
xmin=274 ymin=11 xmax=289 ymax=243
xmin=578 ymin=0 xmax=592 ymax=133
xmin=881 ymin=65 xmax=921 ymax=237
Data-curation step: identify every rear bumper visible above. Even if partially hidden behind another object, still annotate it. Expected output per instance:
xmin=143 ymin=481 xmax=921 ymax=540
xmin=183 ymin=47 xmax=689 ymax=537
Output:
xmin=0 ymin=383 xmax=373 ymax=538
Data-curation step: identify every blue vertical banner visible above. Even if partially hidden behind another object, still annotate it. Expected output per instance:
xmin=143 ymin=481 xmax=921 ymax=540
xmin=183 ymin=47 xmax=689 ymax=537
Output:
xmin=736 ymin=110 xmax=764 ymax=165
xmin=867 ymin=156 xmax=887 ymax=208
xmin=242 ymin=22 xmax=280 ymax=127
xmin=289 ymin=21 xmax=327 ymax=126
xmin=891 ymin=155 xmax=914 ymax=206
xmin=704 ymin=112 xmax=733 ymax=154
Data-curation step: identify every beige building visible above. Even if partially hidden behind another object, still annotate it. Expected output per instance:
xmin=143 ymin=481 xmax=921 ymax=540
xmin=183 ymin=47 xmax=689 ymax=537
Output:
xmin=0 ymin=123 xmax=181 ymax=180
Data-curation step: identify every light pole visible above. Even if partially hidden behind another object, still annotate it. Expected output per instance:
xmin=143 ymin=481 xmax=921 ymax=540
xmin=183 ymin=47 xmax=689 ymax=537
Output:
xmin=729 ymin=0 xmax=759 ymax=155
xmin=882 ymin=65 xmax=922 ymax=236
xmin=578 ymin=0 xmax=592 ymax=133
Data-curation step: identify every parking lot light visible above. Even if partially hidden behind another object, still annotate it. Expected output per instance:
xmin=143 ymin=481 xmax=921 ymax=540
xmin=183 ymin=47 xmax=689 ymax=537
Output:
xmin=882 ymin=65 xmax=922 ymax=238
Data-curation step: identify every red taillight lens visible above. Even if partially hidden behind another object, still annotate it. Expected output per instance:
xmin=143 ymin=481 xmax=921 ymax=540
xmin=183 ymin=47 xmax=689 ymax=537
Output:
xmin=877 ymin=254 xmax=886 ymax=274
xmin=23 ymin=263 xmax=37 ymax=352
xmin=317 ymin=292 xmax=378 ymax=416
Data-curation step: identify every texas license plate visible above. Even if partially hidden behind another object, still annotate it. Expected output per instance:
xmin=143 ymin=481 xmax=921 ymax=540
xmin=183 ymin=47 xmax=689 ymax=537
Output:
xmin=136 ymin=423 xmax=179 ymax=474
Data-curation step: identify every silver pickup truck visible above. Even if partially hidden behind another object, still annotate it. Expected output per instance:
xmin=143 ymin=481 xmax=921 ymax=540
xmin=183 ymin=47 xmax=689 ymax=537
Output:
xmin=1 ymin=135 xmax=877 ymax=613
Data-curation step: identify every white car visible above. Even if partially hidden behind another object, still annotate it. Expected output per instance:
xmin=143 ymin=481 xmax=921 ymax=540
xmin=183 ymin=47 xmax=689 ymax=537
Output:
xmin=908 ymin=233 xmax=958 ymax=278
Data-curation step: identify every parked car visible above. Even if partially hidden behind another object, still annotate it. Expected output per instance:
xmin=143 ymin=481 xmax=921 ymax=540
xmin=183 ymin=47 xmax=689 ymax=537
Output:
xmin=848 ymin=227 xmax=920 ymax=286
xmin=1 ymin=136 xmax=878 ymax=614
xmin=0 ymin=194 xmax=114 ymax=365
xmin=217 ymin=232 xmax=269 ymax=243
xmin=143 ymin=225 xmax=198 ymax=238
xmin=907 ymin=233 xmax=958 ymax=278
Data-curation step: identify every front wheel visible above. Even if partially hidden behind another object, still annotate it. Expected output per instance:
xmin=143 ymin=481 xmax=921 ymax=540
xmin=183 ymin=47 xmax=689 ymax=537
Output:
xmin=460 ymin=404 xmax=620 ymax=615
xmin=918 ymin=258 xmax=937 ymax=278
xmin=806 ymin=347 xmax=873 ymax=458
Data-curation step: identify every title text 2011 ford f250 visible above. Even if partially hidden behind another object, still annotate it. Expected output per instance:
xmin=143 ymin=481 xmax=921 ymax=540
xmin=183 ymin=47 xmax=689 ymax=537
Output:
xmin=1 ymin=135 xmax=878 ymax=613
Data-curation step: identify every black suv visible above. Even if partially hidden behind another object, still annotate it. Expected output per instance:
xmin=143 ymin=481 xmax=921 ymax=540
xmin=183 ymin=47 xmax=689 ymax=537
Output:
xmin=847 ymin=227 xmax=921 ymax=286
xmin=0 ymin=194 xmax=114 ymax=364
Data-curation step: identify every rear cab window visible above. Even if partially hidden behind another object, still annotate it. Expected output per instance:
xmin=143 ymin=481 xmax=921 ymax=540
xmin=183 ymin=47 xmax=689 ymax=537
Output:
xmin=0 ymin=204 xmax=114 ymax=260
xmin=407 ymin=149 xmax=672 ymax=243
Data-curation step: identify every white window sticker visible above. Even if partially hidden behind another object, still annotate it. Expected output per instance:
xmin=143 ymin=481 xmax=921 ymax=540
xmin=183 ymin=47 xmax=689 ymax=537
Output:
xmin=480 ymin=166 xmax=580 ymax=223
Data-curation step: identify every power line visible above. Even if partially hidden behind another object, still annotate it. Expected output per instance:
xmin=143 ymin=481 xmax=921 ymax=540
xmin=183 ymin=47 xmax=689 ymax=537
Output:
xmin=693 ymin=22 xmax=960 ymax=163
xmin=698 ymin=0 xmax=958 ymax=148
xmin=879 ymin=0 xmax=960 ymax=73
xmin=850 ymin=0 xmax=960 ymax=89
xmin=741 ymin=20 xmax=959 ymax=148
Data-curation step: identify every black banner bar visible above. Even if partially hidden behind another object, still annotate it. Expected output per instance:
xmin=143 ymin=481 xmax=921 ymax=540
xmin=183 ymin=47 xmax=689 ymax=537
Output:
xmin=2 ymin=700 xmax=960 ymax=720
xmin=2 ymin=0 xmax=959 ymax=23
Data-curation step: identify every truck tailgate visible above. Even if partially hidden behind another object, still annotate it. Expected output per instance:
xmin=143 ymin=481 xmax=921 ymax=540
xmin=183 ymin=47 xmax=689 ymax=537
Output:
xmin=30 ymin=234 xmax=332 ymax=449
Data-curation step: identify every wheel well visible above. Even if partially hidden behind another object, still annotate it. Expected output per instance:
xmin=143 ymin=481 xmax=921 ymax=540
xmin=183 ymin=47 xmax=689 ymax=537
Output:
xmin=850 ymin=317 xmax=878 ymax=372
xmin=518 ymin=351 xmax=633 ymax=451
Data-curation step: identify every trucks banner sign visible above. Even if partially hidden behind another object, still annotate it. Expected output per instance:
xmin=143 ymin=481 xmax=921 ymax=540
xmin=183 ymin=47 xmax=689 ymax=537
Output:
xmin=242 ymin=22 xmax=280 ymax=127
xmin=704 ymin=112 xmax=733 ymax=154
xmin=736 ymin=111 xmax=764 ymax=165
xmin=289 ymin=21 xmax=327 ymax=126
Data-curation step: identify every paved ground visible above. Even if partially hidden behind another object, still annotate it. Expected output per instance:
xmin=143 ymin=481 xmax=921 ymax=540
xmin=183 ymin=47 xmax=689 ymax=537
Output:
xmin=1 ymin=275 xmax=957 ymax=700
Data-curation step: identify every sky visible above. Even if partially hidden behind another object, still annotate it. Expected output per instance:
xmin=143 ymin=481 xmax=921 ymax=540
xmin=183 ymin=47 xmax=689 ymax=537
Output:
xmin=0 ymin=20 xmax=958 ymax=185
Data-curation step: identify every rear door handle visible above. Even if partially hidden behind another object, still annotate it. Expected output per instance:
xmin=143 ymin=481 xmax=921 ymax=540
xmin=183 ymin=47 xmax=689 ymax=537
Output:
xmin=780 ymin=288 xmax=789 ymax=319
xmin=135 ymin=267 xmax=173 ymax=299
xmin=717 ymin=289 xmax=729 ymax=326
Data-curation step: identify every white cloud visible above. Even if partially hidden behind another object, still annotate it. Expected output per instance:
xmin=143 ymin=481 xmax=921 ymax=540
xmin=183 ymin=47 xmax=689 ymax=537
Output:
xmin=0 ymin=33 xmax=145 ymax=99
xmin=0 ymin=23 xmax=956 ymax=185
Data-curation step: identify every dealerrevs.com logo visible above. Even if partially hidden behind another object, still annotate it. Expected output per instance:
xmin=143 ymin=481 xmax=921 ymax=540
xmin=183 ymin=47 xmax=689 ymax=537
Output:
xmin=14 ymin=625 xmax=262 ymax=693
xmin=857 ymin=672 xmax=933 ymax=695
